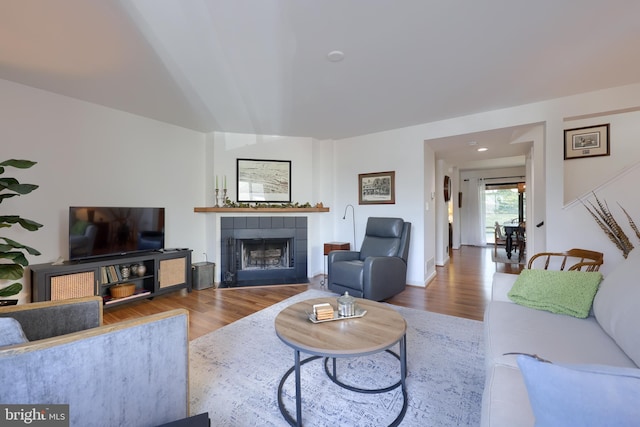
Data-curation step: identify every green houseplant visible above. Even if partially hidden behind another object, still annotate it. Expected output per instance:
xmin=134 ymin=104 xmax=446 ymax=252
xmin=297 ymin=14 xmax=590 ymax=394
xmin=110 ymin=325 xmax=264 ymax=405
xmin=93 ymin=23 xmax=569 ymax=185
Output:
xmin=0 ymin=159 xmax=42 ymax=301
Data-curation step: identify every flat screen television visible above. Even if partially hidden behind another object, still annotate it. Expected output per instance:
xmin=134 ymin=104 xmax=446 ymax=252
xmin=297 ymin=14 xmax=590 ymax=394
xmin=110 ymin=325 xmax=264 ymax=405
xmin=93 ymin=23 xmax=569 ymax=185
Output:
xmin=69 ymin=206 xmax=165 ymax=261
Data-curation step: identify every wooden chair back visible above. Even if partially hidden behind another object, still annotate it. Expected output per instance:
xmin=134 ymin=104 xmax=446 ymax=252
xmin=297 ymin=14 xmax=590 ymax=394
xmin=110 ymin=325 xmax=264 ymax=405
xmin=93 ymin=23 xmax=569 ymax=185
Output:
xmin=527 ymin=248 xmax=603 ymax=272
xmin=494 ymin=222 xmax=506 ymax=242
xmin=493 ymin=222 xmax=507 ymax=257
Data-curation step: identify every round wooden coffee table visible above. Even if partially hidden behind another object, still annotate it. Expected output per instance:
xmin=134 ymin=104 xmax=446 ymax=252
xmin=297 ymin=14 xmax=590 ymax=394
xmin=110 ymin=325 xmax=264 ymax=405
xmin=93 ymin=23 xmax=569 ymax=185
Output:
xmin=274 ymin=297 xmax=408 ymax=427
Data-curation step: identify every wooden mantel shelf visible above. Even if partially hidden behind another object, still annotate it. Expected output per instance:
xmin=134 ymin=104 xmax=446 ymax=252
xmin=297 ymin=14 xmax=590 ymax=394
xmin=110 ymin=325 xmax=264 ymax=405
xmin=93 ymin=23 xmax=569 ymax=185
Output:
xmin=194 ymin=207 xmax=330 ymax=213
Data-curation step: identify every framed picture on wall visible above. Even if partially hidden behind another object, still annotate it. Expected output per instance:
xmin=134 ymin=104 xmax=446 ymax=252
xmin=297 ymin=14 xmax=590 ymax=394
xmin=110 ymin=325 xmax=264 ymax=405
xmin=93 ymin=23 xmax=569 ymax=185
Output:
xmin=564 ymin=124 xmax=610 ymax=160
xmin=443 ymin=175 xmax=451 ymax=202
xmin=237 ymin=158 xmax=291 ymax=202
xmin=358 ymin=171 xmax=395 ymax=205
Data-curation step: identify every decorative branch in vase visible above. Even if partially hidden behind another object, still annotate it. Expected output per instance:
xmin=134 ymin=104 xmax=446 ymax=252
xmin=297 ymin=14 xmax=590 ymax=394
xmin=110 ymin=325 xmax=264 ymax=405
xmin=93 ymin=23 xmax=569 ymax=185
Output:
xmin=582 ymin=193 xmax=640 ymax=258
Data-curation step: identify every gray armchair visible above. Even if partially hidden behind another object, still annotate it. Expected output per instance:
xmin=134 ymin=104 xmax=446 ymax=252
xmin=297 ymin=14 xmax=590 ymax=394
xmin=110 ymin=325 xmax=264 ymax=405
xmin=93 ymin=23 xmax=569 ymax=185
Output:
xmin=328 ymin=217 xmax=411 ymax=301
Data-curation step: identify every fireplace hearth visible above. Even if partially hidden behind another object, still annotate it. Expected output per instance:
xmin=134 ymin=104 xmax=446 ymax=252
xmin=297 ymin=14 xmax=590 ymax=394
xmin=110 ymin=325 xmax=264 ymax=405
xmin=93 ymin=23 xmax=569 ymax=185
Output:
xmin=220 ymin=217 xmax=308 ymax=287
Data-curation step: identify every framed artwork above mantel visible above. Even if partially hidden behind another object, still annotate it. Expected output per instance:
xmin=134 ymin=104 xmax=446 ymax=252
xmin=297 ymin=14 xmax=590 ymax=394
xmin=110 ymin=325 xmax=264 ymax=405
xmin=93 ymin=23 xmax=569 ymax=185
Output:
xmin=237 ymin=158 xmax=291 ymax=203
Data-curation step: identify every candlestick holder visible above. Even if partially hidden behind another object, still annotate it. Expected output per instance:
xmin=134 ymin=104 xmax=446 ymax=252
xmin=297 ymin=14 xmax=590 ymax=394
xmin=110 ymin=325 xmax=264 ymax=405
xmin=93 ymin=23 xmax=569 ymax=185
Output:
xmin=222 ymin=189 xmax=228 ymax=207
xmin=214 ymin=189 xmax=220 ymax=208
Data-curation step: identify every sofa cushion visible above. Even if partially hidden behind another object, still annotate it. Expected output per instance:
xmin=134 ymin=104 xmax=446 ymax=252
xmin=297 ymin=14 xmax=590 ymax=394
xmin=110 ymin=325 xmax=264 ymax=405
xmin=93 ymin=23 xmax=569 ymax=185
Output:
xmin=0 ymin=317 xmax=28 ymax=347
xmin=480 ymin=364 xmax=534 ymax=427
xmin=517 ymin=354 xmax=640 ymax=427
xmin=485 ymin=301 xmax=636 ymax=370
xmin=491 ymin=272 xmax=518 ymax=302
xmin=593 ymin=249 xmax=640 ymax=367
xmin=507 ymin=269 xmax=602 ymax=318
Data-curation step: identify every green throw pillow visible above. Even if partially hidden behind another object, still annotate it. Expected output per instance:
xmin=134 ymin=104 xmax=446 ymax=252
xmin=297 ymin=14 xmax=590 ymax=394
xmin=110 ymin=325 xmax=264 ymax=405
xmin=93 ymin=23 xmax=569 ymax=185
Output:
xmin=508 ymin=269 xmax=602 ymax=318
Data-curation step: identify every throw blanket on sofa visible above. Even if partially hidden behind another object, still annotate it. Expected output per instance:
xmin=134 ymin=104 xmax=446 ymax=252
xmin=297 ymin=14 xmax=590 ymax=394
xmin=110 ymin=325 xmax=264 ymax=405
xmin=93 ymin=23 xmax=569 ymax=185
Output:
xmin=508 ymin=269 xmax=602 ymax=318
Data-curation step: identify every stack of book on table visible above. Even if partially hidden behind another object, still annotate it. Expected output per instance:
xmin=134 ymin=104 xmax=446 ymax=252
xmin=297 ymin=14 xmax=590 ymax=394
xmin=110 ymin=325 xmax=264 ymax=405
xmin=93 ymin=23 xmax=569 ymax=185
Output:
xmin=313 ymin=303 xmax=334 ymax=321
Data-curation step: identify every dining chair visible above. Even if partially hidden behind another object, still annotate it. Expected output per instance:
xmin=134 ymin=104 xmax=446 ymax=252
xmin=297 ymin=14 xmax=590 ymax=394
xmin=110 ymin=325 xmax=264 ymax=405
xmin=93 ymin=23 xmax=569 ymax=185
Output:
xmin=527 ymin=248 xmax=603 ymax=272
xmin=494 ymin=222 xmax=507 ymax=257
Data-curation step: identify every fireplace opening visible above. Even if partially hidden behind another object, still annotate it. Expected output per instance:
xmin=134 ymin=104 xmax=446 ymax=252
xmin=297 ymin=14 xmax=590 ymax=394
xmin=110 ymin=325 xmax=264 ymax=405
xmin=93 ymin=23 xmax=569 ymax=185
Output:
xmin=219 ymin=216 xmax=308 ymax=287
xmin=238 ymin=238 xmax=293 ymax=271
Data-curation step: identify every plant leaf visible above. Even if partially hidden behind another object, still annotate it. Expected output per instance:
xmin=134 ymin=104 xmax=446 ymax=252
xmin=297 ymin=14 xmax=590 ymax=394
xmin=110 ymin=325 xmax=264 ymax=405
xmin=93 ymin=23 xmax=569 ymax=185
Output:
xmin=0 ymin=216 xmax=43 ymax=231
xmin=0 ymin=251 xmax=29 ymax=266
xmin=0 ymin=177 xmax=18 ymax=190
xmin=0 ymin=193 xmax=18 ymax=202
xmin=0 ymin=180 xmax=39 ymax=195
xmin=0 ymin=159 xmax=37 ymax=169
xmin=0 ymin=283 xmax=22 ymax=297
xmin=0 ymin=237 xmax=42 ymax=257
xmin=0 ymin=264 xmax=24 ymax=280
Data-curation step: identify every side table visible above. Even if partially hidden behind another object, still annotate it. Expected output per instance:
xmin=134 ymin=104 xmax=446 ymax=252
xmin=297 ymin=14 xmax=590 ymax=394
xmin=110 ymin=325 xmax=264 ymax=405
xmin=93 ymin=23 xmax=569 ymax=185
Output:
xmin=321 ymin=242 xmax=350 ymax=286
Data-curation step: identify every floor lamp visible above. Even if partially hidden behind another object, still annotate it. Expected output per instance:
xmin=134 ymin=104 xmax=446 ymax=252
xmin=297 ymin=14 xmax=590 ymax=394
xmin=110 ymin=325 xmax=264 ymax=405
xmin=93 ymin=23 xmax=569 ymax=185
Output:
xmin=343 ymin=204 xmax=356 ymax=251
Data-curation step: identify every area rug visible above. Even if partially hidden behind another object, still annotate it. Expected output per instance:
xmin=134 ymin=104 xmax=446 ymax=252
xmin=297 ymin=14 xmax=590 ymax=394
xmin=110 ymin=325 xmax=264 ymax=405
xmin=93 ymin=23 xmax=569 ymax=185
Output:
xmin=189 ymin=289 xmax=485 ymax=426
xmin=492 ymin=250 xmax=525 ymax=265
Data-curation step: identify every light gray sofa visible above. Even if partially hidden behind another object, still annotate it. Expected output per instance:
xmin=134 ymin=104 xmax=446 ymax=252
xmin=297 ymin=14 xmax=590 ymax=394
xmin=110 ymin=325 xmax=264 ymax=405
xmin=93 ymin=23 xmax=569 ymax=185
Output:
xmin=481 ymin=250 xmax=640 ymax=426
xmin=0 ymin=297 xmax=189 ymax=427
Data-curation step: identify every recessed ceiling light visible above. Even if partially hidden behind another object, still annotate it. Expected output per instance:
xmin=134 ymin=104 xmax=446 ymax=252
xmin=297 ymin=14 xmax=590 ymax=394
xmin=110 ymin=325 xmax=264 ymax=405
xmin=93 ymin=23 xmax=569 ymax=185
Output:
xmin=327 ymin=50 xmax=345 ymax=62
xmin=477 ymin=147 xmax=488 ymax=152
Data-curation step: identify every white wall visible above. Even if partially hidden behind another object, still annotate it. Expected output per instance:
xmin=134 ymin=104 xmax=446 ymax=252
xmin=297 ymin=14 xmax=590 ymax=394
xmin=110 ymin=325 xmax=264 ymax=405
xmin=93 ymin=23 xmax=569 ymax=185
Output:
xmin=435 ymin=159 xmax=451 ymax=266
xmin=0 ymin=79 xmax=206 ymax=303
xmin=423 ymin=145 xmax=437 ymax=281
xmin=564 ymin=111 xmax=640 ymax=203
xmin=332 ymin=130 xmax=426 ymax=286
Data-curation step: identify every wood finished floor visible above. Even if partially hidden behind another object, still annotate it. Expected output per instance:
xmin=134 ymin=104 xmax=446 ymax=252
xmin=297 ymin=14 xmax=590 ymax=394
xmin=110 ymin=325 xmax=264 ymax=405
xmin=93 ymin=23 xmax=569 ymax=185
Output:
xmin=103 ymin=245 xmax=523 ymax=340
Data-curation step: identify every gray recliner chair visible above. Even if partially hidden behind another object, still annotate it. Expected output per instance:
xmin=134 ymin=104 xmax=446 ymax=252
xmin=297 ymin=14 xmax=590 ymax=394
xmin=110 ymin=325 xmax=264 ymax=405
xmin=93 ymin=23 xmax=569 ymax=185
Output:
xmin=327 ymin=217 xmax=411 ymax=301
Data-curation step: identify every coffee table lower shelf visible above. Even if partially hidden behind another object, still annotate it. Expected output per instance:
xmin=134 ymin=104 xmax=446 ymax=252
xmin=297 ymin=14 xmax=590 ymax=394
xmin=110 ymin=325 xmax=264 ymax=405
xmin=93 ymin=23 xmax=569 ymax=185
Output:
xmin=277 ymin=346 xmax=408 ymax=427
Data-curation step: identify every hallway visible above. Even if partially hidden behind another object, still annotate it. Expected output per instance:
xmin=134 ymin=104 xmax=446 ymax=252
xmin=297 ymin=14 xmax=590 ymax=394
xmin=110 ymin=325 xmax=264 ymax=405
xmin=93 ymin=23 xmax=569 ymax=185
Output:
xmin=386 ymin=245 xmax=523 ymax=321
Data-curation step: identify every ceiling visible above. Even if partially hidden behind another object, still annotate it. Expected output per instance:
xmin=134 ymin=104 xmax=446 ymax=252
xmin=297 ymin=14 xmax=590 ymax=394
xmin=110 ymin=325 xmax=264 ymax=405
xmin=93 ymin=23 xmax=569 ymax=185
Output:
xmin=428 ymin=124 xmax=537 ymax=171
xmin=2 ymin=1 xmax=640 ymax=168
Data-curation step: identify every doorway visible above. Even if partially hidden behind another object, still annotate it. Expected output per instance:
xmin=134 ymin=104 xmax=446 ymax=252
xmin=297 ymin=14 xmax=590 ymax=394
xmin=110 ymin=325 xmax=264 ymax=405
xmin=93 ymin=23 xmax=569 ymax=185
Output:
xmin=485 ymin=182 xmax=526 ymax=244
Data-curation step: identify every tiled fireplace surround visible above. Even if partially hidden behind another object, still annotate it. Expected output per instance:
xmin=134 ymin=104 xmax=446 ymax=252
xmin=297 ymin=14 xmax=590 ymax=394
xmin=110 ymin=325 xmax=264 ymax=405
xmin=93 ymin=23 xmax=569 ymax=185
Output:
xmin=219 ymin=216 xmax=308 ymax=287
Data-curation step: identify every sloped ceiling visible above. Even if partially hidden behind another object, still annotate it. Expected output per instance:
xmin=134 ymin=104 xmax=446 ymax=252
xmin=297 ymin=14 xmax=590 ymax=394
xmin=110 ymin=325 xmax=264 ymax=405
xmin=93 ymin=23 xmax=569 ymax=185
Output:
xmin=2 ymin=1 xmax=640 ymax=163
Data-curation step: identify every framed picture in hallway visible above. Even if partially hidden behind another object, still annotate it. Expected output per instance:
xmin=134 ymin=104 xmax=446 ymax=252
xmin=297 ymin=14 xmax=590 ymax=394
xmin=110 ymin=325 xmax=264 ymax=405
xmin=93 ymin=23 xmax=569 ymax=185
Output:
xmin=564 ymin=124 xmax=610 ymax=160
xmin=358 ymin=171 xmax=395 ymax=205
xmin=237 ymin=158 xmax=291 ymax=202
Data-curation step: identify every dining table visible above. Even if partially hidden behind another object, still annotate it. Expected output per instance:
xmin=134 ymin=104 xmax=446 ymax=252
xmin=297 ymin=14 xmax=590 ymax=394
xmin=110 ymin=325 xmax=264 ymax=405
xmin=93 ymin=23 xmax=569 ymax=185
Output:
xmin=502 ymin=223 xmax=524 ymax=259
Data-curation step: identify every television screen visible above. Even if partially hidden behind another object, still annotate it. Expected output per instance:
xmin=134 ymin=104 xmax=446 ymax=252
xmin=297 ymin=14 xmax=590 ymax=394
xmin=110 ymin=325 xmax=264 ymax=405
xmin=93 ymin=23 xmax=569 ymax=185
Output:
xmin=69 ymin=207 xmax=165 ymax=261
